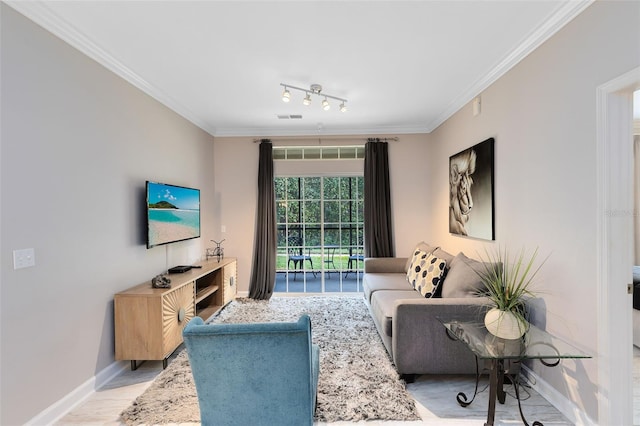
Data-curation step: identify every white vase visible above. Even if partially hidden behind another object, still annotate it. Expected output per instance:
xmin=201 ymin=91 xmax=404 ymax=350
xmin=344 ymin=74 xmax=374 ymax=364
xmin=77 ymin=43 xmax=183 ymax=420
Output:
xmin=484 ymin=308 xmax=528 ymax=340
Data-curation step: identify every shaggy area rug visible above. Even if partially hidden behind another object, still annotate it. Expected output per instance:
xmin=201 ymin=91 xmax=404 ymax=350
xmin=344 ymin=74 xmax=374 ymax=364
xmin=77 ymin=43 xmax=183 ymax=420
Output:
xmin=120 ymin=295 xmax=420 ymax=424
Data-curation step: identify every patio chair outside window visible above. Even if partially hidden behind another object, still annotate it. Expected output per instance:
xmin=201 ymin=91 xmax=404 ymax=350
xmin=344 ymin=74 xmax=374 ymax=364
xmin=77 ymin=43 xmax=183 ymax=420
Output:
xmin=288 ymin=237 xmax=315 ymax=280
xmin=323 ymin=246 xmax=338 ymax=278
xmin=344 ymin=248 xmax=364 ymax=278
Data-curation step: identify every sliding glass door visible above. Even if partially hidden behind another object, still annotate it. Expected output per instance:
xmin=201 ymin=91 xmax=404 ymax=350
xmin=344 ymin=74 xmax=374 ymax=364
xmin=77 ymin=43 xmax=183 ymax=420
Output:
xmin=275 ymin=176 xmax=364 ymax=293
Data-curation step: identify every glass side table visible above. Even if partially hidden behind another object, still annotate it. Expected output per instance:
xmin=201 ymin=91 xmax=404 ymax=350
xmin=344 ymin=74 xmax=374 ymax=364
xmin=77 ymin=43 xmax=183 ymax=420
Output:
xmin=438 ymin=317 xmax=591 ymax=426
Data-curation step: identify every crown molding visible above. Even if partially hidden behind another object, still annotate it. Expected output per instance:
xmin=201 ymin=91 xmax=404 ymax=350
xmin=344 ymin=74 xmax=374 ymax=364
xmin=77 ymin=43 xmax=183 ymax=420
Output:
xmin=425 ymin=0 xmax=595 ymax=132
xmin=4 ymin=0 xmax=218 ymax=137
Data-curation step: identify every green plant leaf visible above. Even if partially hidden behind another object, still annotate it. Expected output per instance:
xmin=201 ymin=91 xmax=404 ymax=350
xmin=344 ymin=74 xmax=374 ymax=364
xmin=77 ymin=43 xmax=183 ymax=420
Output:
xmin=474 ymin=246 xmax=549 ymax=324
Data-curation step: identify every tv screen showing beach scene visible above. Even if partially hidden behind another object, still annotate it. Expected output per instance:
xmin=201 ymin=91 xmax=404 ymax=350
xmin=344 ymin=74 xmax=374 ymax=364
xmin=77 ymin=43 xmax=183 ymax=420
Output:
xmin=146 ymin=181 xmax=201 ymax=248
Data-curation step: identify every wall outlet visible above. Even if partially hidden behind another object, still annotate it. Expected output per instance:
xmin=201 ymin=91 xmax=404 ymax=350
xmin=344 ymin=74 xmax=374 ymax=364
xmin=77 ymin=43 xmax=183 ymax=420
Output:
xmin=13 ymin=248 xmax=35 ymax=269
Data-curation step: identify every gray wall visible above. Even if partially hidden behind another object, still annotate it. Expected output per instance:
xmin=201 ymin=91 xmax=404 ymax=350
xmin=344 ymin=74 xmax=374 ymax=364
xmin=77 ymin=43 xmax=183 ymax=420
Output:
xmin=425 ymin=1 xmax=640 ymax=422
xmin=1 ymin=5 xmax=215 ymax=424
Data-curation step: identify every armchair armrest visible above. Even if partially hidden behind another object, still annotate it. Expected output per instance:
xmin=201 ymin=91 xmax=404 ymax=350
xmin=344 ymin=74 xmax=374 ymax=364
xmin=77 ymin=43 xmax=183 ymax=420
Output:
xmin=364 ymin=257 xmax=408 ymax=274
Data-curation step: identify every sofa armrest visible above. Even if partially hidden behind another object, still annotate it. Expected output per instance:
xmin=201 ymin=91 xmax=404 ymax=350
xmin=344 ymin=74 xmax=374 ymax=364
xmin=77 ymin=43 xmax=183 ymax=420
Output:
xmin=391 ymin=297 xmax=491 ymax=375
xmin=364 ymin=257 xmax=408 ymax=274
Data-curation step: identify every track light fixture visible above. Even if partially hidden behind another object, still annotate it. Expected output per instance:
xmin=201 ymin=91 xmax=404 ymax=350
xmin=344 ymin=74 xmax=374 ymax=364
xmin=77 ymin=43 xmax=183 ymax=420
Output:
xmin=280 ymin=83 xmax=348 ymax=112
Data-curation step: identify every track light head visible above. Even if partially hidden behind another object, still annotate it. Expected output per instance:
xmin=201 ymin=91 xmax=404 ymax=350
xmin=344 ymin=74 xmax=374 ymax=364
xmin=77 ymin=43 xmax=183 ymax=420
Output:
xmin=282 ymin=87 xmax=291 ymax=103
xmin=303 ymin=93 xmax=312 ymax=106
xmin=322 ymin=98 xmax=330 ymax=111
xmin=339 ymin=102 xmax=347 ymax=112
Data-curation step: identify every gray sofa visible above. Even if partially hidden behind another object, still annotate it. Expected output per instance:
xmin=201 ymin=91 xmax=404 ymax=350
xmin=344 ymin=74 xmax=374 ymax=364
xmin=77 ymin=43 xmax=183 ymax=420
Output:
xmin=363 ymin=242 xmax=491 ymax=377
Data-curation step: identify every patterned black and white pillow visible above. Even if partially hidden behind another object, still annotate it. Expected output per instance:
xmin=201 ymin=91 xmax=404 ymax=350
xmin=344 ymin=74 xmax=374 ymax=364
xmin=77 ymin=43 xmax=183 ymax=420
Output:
xmin=407 ymin=250 xmax=447 ymax=298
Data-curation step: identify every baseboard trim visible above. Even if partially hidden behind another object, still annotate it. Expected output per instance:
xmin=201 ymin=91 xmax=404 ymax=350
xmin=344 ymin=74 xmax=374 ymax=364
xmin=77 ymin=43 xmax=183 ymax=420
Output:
xmin=25 ymin=360 xmax=129 ymax=425
xmin=522 ymin=365 xmax=596 ymax=426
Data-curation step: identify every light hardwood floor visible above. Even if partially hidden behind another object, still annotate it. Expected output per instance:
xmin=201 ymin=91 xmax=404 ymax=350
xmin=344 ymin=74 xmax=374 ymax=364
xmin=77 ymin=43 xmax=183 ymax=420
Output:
xmin=56 ymin=346 xmax=575 ymax=426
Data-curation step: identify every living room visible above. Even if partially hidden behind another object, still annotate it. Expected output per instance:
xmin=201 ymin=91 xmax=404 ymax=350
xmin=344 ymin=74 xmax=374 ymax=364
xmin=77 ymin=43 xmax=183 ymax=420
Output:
xmin=2 ymin=1 xmax=639 ymax=425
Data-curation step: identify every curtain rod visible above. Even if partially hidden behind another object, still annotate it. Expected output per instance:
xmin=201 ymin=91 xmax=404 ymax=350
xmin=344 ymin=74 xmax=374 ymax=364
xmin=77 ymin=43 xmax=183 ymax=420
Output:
xmin=253 ymin=136 xmax=399 ymax=143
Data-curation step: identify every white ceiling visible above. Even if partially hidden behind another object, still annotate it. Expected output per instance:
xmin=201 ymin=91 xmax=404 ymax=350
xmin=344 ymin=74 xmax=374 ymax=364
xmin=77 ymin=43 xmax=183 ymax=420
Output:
xmin=7 ymin=1 xmax=593 ymax=137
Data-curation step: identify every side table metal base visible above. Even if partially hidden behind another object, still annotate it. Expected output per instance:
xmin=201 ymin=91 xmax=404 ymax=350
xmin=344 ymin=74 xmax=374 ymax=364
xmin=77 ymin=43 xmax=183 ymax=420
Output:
xmin=456 ymin=356 xmax=544 ymax=426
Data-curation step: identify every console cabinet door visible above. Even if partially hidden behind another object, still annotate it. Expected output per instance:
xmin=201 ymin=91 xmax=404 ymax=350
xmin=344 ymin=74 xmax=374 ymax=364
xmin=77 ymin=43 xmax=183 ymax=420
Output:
xmin=223 ymin=261 xmax=237 ymax=305
xmin=161 ymin=281 xmax=195 ymax=357
xmin=115 ymin=281 xmax=194 ymax=361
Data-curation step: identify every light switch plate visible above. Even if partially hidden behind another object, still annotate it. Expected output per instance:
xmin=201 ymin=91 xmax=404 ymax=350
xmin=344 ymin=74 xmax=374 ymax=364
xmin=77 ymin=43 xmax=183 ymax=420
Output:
xmin=13 ymin=248 xmax=35 ymax=269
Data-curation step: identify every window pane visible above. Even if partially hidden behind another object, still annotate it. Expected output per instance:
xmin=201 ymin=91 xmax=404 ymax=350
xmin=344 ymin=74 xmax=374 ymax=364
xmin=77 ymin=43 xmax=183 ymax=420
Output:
xmin=286 ymin=177 xmax=300 ymax=199
xmin=287 ymin=148 xmax=303 ymax=159
xmin=275 ymin=178 xmax=286 ymax=200
xmin=304 ymin=148 xmax=321 ymax=159
xmin=339 ymin=200 xmax=353 ymax=222
xmin=303 ymin=200 xmax=321 ymax=223
xmin=356 ymin=176 xmax=364 ymax=196
xmin=306 ymin=227 xmax=321 ymax=247
xmin=277 ymin=227 xmax=287 ymax=247
xmin=323 ymin=177 xmax=339 ymax=200
xmin=303 ymin=177 xmax=321 ymax=199
xmin=340 ymin=147 xmax=357 ymax=159
xmin=287 ymin=200 xmax=300 ymax=223
xmin=277 ymin=201 xmax=287 ymax=223
xmin=340 ymin=228 xmax=353 ymax=247
xmin=356 ymin=199 xmax=364 ymax=218
xmin=288 ymin=227 xmax=303 ymax=245
xmin=324 ymin=225 xmax=339 ymax=246
xmin=273 ymin=148 xmax=286 ymax=160
xmin=324 ymin=200 xmax=339 ymax=223
xmin=321 ymin=147 xmax=339 ymax=159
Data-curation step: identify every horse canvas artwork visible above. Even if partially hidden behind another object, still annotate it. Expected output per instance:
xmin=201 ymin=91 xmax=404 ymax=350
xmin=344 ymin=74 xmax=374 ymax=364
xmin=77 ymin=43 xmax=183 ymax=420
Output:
xmin=449 ymin=137 xmax=495 ymax=240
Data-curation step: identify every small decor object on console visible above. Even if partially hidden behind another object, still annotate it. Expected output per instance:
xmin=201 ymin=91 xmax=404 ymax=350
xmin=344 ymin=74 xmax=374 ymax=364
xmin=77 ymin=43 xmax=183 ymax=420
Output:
xmin=152 ymin=274 xmax=172 ymax=289
xmin=206 ymin=239 xmax=225 ymax=262
xmin=476 ymin=246 xmax=547 ymax=339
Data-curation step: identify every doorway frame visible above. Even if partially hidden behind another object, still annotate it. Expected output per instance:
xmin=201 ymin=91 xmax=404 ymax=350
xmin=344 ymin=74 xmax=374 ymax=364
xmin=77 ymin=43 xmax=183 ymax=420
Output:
xmin=596 ymin=66 xmax=640 ymax=426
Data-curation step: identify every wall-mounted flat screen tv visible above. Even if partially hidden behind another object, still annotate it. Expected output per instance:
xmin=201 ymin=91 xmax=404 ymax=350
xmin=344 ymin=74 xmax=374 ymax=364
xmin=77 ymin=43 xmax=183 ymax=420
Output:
xmin=146 ymin=181 xmax=201 ymax=249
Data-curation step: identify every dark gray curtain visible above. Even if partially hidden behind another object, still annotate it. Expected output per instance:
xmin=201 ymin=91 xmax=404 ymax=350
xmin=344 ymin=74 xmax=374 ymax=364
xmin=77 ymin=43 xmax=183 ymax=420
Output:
xmin=364 ymin=139 xmax=395 ymax=258
xmin=248 ymin=140 xmax=276 ymax=300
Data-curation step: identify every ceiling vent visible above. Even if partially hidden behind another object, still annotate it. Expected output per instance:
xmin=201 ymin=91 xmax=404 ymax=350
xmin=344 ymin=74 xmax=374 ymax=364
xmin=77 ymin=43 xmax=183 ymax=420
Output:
xmin=277 ymin=114 xmax=303 ymax=120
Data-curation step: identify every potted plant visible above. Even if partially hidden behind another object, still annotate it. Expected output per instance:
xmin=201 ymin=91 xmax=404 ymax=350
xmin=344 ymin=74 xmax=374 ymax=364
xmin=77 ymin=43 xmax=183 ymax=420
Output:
xmin=476 ymin=246 xmax=547 ymax=339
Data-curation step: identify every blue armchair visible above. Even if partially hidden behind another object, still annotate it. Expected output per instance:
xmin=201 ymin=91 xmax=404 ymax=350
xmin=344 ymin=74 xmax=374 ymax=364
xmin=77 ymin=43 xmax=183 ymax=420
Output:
xmin=182 ymin=314 xmax=320 ymax=426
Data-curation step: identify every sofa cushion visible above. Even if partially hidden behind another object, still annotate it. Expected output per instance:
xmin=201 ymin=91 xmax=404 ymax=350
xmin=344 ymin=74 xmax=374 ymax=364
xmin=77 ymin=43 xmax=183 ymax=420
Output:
xmin=404 ymin=242 xmax=437 ymax=271
xmin=432 ymin=247 xmax=455 ymax=265
xmin=365 ymin=257 xmax=409 ymax=274
xmin=407 ymin=252 xmax=447 ymax=298
xmin=363 ymin=272 xmax=413 ymax=303
xmin=370 ymin=290 xmax=424 ymax=337
xmin=403 ymin=243 xmax=455 ymax=272
xmin=441 ymin=252 xmax=488 ymax=298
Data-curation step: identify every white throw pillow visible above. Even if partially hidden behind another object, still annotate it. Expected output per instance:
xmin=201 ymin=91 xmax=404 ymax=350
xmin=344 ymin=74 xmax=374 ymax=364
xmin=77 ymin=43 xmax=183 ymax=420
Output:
xmin=407 ymin=251 xmax=447 ymax=298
